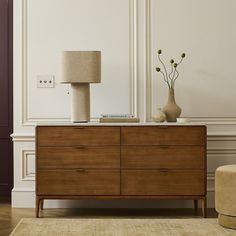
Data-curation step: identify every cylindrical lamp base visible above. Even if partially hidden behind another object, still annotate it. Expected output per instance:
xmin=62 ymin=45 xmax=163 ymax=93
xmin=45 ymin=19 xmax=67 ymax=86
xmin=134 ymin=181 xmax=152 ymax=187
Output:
xmin=71 ymin=83 xmax=90 ymax=122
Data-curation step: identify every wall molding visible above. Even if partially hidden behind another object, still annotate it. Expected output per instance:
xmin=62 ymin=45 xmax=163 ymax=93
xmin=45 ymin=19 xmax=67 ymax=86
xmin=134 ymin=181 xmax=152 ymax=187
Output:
xmin=12 ymin=188 xmax=35 ymax=192
xmin=206 ymin=148 xmax=236 ymax=192
xmin=144 ymin=0 xmax=152 ymax=122
xmin=189 ymin=117 xmax=236 ymax=125
xmin=21 ymin=149 xmax=35 ymax=181
xmin=207 ymin=172 xmax=215 ymax=193
xmin=144 ymin=0 xmax=236 ymax=125
xmin=207 ymin=134 xmax=236 ymax=141
xmin=20 ymin=0 xmax=236 ymax=125
xmin=20 ymin=0 xmax=139 ymax=126
xmin=207 ymin=148 xmax=236 ymax=154
xmin=129 ymin=0 xmax=138 ymax=117
xmin=11 ymin=133 xmax=35 ymax=142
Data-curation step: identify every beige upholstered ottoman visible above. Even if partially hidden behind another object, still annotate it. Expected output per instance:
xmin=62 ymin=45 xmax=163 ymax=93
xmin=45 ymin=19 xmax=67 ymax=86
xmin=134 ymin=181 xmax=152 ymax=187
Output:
xmin=215 ymin=165 xmax=236 ymax=229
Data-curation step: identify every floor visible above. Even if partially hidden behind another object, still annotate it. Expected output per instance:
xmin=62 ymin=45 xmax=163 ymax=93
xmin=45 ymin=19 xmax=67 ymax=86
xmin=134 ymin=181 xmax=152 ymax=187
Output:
xmin=0 ymin=198 xmax=217 ymax=236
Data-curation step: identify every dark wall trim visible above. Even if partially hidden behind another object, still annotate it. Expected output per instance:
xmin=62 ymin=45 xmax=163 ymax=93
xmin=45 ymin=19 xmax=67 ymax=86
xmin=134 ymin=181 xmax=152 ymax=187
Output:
xmin=0 ymin=0 xmax=13 ymax=198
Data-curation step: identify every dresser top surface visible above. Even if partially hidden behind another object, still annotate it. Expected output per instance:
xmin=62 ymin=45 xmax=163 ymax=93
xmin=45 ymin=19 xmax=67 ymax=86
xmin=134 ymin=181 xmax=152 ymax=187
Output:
xmin=36 ymin=122 xmax=206 ymax=127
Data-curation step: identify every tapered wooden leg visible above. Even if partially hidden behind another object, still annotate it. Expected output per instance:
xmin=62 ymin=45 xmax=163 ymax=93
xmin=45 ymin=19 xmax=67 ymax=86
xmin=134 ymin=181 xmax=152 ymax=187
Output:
xmin=36 ymin=196 xmax=41 ymax=218
xmin=194 ymin=200 xmax=198 ymax=212
xmin=201 ymin=197 xmax=207 ymax=218
xmin=40 ymin=199 xmax=44 ymax=210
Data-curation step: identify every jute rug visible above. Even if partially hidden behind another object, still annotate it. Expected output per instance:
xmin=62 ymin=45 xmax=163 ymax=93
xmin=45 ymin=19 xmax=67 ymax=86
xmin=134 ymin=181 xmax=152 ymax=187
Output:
xmin=10 ymin=218 xmax=236 ymax=236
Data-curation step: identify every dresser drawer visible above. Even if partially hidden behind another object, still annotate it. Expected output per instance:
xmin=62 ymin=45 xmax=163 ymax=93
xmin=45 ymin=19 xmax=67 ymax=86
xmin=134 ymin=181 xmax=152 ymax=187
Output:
xmin=121 ymin=146 xmax=204 ymax=169
xmin=37 ymin=126 xmax=120 ymax=146
xmin=37 ymin=146 xmax=120 ymax=169
xmin=121 ymin=169 xmax=204 ymax=195
xmin=37 ymin=169 xmax=120 ymax=195
xmin=121 ymin=126 xmax=205 ymax=145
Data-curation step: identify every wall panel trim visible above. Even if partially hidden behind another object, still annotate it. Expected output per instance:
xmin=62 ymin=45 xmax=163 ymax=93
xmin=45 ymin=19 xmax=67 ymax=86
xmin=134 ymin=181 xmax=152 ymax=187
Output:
xmin=144 ymin=0 xmax=236 ymax=125
xmin=21 ymin=149 xmax=35 ymax=181
xmin=11 ymin=133 xmax=35 ymax=142
xmin=20 ymin=0 xmax=139 ymax=126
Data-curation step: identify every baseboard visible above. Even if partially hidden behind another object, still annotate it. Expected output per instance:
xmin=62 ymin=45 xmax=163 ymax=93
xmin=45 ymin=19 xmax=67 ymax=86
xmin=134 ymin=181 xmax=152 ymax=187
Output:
xmin=12 ymin=188 xmax=35 ymax=208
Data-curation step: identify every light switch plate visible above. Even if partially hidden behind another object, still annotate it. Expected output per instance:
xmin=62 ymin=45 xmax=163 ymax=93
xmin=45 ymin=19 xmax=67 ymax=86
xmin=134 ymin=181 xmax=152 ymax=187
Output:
xmin=37 ymin=75 xmax=55 ymax=88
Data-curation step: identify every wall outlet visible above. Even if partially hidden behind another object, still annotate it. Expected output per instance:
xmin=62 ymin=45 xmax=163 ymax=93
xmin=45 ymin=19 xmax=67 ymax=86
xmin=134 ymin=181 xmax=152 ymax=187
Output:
xmin=37 ymin=75 xmax=55 ymax=88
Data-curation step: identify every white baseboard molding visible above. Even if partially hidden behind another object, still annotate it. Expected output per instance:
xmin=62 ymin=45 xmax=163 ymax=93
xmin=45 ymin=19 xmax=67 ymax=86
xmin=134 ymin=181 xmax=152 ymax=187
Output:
xmin=11 ymin=189 xmax=215 ymax=209
xmin=12 ymin=188 xmax=35 ymax=208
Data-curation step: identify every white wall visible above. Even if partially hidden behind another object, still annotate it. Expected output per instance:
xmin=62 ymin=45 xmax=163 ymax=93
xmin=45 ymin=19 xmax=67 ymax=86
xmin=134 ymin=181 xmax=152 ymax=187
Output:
xmin=12 ymin=0 xmax=236 ymax=208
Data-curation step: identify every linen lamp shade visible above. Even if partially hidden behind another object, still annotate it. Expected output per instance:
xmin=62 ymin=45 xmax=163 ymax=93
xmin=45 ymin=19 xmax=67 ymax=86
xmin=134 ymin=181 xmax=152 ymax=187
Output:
xmin=60 ymin=51 xmax=101 ymax=122
xmin=61 ymin=51 xmax=101 ymax=83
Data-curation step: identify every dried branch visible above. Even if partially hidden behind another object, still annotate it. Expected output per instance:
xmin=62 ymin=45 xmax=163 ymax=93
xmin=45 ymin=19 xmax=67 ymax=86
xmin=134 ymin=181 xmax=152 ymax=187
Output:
xmin=171 ymin=67 xmax=176 ymax=88
xmin=173 ymin=69 xmax=179 ymax=86
xmin=155 ymin=50 xmax=185 ymax=89
xmin=168 ymin=63 xmax=174 ymax=81
xmin=158 ymin=52 xmax=169 ymax=84
xmin=156 ymin=67 xmax=170 ymax=88
xmin=177 ymin=53 xmax=185 ymax=66
xmin=160 ymin=70 xmax=171 ymax=88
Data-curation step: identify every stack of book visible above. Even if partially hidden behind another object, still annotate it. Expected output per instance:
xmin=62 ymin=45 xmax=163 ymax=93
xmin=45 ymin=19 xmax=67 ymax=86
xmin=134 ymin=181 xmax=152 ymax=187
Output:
xmin=99 ymin=114 xmax=140 ymax=123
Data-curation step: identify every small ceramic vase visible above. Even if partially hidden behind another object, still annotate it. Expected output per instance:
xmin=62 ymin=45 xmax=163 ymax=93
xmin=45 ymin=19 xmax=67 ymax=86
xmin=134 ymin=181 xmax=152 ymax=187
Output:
xmin=162 ymin=88 xmax=181 ymax=122
xmin=152 ymin=108 xmax=166 ymax=122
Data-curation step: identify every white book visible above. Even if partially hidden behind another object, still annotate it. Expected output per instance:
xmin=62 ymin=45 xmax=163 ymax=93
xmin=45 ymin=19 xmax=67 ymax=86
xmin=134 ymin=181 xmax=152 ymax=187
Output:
xmin=101 ymin=114 xmax=134 ymax=118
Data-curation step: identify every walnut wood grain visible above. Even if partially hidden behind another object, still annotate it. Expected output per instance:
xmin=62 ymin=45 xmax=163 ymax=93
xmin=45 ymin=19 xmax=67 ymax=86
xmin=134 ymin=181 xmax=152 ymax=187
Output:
xmin=35 ymin=125 xmax=207 ymax=218
xmin=121 ymin=169 xmax=204 ymax=196
xmin=37 ymin=126 xmax=120 ymax=146
xmin=37 ymin=169 xmax=120 ymax=195
xmin=37 ymin=146 xmax=120 ymax=169
xmin=121 ymin=126 xmax=206 ymax=146
xmin=121 ymin=146 xmax=205 ymax=169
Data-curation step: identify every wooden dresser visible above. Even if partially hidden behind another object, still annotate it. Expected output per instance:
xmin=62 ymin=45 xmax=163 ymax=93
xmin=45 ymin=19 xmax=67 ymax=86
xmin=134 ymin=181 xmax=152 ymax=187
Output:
xmin=36 ymin=124 xmax=207 ymax=217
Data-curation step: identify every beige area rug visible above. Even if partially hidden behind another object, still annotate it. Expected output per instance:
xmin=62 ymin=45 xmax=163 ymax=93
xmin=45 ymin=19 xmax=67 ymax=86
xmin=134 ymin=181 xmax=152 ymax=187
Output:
xmin=10 ymin=218 xmax=236 ymax=236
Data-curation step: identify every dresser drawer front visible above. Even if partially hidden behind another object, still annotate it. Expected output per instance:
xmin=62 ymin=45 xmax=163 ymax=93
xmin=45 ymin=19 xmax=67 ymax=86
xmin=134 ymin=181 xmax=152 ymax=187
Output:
xmin=37 ymin=169 xmax=120 ymax=195
xmin=121 ymin=146 xmax=204 ymax=169
xmin=37 ymin=146 xmax=120 ymax=169
xmin=121 ymin=170 xmax=204 ymax=196
xmin=37 ymin=126 xmax=120 ymax=146
xmin=121 ymin=126 xmax=205 ymax=145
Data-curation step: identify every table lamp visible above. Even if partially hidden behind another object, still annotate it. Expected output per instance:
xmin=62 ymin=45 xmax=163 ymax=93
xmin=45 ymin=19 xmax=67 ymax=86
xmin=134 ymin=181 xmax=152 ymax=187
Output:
xmin=61 ymin=51 xmax=101 ymax=122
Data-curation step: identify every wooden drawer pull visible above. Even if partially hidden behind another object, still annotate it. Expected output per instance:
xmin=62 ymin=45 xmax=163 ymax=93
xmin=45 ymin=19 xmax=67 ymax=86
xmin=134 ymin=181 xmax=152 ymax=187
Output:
xmin=74 ymin=127 xmax=85 ymax=129
xmin=159 ymin=168 xmax=169 ymax=172
xmin=76 ymin=169 xmax=86 ymax=172
xmin=159 ymin=145 xmax=169 ymax=149
xmin=75 ymin=145 xmax=86 ymax=149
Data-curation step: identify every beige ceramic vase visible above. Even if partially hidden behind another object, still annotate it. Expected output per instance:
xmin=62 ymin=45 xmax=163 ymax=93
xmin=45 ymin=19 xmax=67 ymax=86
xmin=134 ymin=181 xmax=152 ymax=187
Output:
xmin=162 ymin=88 xmax=181 ymax=122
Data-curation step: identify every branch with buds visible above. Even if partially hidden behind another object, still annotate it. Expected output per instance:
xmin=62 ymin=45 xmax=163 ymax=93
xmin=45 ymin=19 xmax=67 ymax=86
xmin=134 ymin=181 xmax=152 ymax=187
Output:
xmin=155 ymin=49 xmax=185 ymax=89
